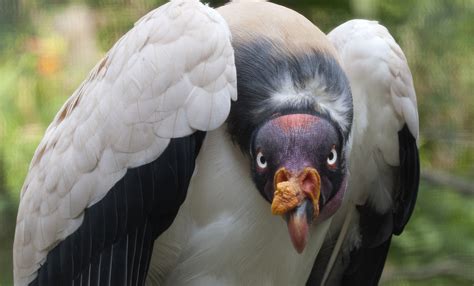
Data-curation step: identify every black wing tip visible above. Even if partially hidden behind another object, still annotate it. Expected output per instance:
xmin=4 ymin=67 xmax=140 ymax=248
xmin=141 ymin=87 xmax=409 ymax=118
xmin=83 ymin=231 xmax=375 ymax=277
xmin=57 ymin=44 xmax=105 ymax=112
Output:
xmin=311 ymin=124 xmax=420 ymax=285
xmin=393 ymin=124 xmax=420 ymax=235
xmin=30 ymin=132 xmax=206 ymax=286
xmin=342 ymin=237 xmax=392 ymax=286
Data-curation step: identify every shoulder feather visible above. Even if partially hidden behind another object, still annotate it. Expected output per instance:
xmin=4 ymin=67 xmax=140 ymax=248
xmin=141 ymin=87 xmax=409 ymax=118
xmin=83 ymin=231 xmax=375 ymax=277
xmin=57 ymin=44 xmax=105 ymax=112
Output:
xmin=14 ymin=1 xmax=236 ymax=284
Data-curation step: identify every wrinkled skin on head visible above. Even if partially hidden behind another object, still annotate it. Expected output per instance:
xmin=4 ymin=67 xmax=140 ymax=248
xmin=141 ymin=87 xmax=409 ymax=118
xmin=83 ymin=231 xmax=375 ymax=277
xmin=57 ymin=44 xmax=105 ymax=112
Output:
xmin=250 ymin=113 xmax=348 ymax=252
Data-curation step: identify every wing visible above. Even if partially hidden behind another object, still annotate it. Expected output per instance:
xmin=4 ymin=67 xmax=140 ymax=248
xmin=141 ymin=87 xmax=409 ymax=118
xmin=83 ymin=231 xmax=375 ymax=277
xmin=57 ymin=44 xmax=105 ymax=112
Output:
xmin=328 ymin=18 xmax=419 ymax=228
xmin=13 ymin=0 xmax=236 ymax=285
xmin=308 ymin=20 xmax=419 ymax=285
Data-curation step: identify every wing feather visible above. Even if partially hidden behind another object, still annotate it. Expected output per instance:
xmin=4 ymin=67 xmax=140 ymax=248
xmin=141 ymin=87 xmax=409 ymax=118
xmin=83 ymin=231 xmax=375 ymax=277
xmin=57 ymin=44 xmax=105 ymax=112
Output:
xmin=14 ymin=0 xmax=236 ymax=284
xmin=328 ymin=19 xmax=419 ymax=210
xmin=314 ymin=19 xmax=420 ymax=284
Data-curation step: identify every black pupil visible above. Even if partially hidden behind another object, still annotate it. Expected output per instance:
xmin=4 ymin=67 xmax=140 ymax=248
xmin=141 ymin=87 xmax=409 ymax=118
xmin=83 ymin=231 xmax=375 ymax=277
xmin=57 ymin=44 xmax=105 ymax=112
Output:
xmin=259 ymin=155 xmax=266 ymax=165
xmin=328 ymin=151 xmax=334 ymax=161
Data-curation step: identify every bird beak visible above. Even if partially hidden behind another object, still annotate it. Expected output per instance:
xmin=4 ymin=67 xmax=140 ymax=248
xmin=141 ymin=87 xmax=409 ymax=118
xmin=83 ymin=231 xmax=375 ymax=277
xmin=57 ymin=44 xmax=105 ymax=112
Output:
xmin=271 ymin=167 xmax=321 ymax=253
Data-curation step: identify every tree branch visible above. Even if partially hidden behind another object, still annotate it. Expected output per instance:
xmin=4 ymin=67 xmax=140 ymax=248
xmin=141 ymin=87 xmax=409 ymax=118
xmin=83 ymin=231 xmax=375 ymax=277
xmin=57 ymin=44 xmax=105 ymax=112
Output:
xmin=421 ymin=169 xmax=474 ymax=196
xmin=381 ymin=259 xmax=474 ymax=282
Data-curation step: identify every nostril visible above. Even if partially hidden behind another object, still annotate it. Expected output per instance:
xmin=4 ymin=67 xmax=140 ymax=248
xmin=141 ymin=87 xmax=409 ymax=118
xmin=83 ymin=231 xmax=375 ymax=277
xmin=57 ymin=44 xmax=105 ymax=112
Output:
xmin=274 ymin=168 xmax=290 ymax=185
xmin=302 ymin=172 xmax=316 ymax=194
xmin=299 ymin=168 xmax=321 ymax=199
xmin=299 ymin=168 xmax=321 ymax=216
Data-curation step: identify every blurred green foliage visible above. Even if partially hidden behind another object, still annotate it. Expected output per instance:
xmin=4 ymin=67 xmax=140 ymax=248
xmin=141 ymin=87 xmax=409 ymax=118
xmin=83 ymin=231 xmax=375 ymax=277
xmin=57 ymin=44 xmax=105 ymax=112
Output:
xmin=0 ymin=0 xmax=473 ymax=285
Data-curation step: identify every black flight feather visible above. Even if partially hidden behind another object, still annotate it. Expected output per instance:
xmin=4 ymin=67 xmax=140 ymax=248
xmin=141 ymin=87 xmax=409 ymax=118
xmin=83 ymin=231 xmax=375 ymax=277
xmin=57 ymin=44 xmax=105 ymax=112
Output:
xmin=306 ymin=124 xmax=419 ymax=285
xmin=394 ymin=124 xmax=420 ymax=234
xmin=31 ymin=132 xmax=205 ymax=286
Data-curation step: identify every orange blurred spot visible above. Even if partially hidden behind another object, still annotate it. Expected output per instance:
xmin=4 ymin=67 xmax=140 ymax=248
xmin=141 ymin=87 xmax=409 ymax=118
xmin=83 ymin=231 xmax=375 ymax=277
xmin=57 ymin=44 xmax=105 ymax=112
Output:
xmin=38 ymin=54 xmax=60 ymax=76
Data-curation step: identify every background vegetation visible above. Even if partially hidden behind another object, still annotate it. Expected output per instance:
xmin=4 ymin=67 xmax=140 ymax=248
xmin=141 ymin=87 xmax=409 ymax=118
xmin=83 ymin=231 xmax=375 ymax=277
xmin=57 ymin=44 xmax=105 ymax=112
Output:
xmin=0 ymin=0 xmax=473 ymax=285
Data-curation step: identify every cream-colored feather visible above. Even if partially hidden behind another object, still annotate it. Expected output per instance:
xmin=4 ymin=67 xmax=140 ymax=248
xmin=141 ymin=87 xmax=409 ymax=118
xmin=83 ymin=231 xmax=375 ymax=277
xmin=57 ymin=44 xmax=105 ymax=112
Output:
xmin=322 ymin=20 xmax=419 ymax=284
xmin=148 ymin=126 xmax=333 ymax=286
xmin=13 ymin=0 xmax=236 ymax=284
xmin=328 ymin=19 xmax=418 ymax=211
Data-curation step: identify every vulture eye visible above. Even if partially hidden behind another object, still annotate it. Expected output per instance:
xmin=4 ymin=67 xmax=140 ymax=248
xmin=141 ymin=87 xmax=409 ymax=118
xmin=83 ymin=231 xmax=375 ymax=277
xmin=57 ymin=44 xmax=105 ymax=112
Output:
xmin=327 ymin=146 xmax=338 ymax=167
xmin=256 ymin=152 xmax=267 ymax=169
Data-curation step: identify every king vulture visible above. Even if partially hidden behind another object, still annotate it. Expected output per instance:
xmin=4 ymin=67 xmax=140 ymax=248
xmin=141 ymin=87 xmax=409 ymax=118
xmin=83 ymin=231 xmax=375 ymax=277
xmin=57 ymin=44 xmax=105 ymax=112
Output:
xmin=13 ymin=0 xmax=419 ymax=285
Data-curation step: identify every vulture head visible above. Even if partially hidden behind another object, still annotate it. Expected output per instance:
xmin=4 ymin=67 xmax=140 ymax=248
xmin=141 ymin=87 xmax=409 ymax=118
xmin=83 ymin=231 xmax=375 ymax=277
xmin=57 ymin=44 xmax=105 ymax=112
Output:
xmin=225 ymin=34 xmax=353 ymax=253
xmin=250 ymin=113 xmax=347 ymax=253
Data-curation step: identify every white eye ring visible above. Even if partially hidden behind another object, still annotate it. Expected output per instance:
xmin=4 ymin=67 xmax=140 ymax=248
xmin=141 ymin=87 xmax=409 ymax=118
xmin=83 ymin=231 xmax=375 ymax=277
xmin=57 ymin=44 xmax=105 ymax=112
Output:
xmin=256 ymin=152 xmax=267 ymax=169
xmin=327 ymin=147 xmax=338 ymax=166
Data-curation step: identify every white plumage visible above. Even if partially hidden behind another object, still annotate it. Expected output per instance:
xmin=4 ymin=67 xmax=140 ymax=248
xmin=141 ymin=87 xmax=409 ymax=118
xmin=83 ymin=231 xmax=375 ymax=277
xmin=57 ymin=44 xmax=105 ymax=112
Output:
xmin=329 ymin=19 xmax=418 ymax=219
xmin=13 ymin=1 xmax=419 ymax=286
xmin=14 ymin=1 xmax=235 ymax=284
xmin=147 ymin=126 xmax=333 ymax=285
xmin=312 ymin=20 xmax=419 ymax=284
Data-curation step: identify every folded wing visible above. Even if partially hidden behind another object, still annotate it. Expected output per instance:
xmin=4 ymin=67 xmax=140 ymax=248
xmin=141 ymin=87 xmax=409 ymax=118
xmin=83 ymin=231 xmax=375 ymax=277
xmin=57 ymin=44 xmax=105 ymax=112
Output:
xmin=13 ymin=0 xmax=236 ymax=285
xmin=311 ymin=19 xmax=419 ymax=285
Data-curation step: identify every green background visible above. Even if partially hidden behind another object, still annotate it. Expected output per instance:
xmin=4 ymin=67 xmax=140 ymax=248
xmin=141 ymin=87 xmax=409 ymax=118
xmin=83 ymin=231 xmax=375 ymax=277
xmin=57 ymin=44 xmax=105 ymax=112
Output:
xmin=0 ymin=0 xmax=473 ymax=285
